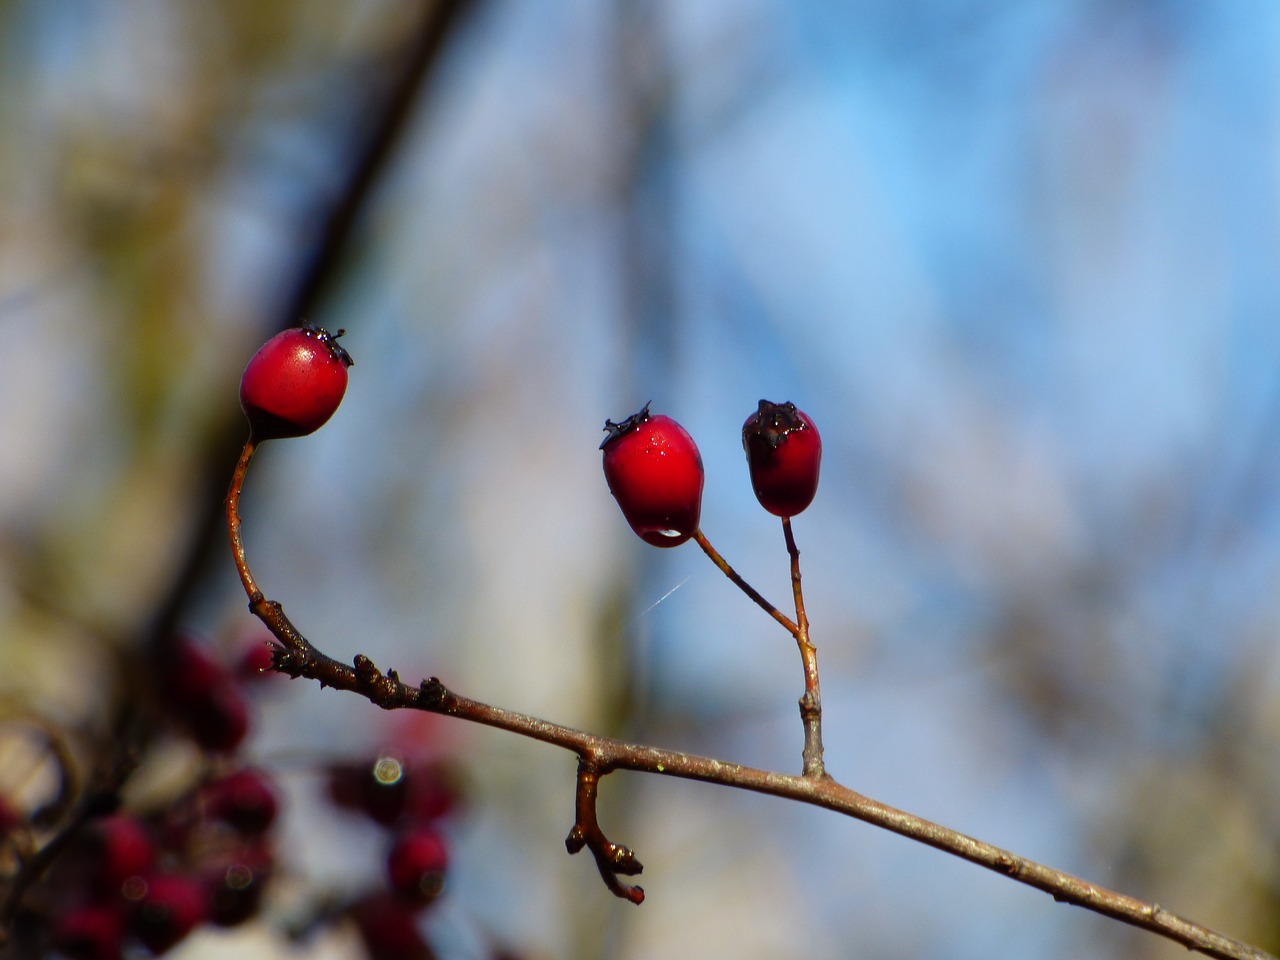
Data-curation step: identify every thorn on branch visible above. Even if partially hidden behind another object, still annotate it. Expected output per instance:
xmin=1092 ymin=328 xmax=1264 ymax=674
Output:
xmin=565 ymin=759 xmax=644 ymax=904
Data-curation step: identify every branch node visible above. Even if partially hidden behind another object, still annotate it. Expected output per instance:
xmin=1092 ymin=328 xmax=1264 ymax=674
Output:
xmin=418 ymin=678 xmax=447 ymax=710
xmin=567 ymin=759 xmax=645 ymax=904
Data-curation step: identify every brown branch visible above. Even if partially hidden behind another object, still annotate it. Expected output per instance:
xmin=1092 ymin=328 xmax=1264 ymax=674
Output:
xmin=564 ymin=757 xmax=644 ymax=904
xmin=226 ymin=441 xmax=1276 ymax=960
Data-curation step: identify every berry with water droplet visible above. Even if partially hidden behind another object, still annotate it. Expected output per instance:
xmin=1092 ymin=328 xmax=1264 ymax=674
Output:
xmin=601 ymin=404 xmax=704 ymax=547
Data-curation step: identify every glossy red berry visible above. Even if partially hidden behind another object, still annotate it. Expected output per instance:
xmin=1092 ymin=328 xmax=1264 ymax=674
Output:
xmin=128 ymin=873 xmax=207 ymax=955
xmin=202 ymin=768 xmax=279 ymax=836
xmin=601 ymin=404 xmax=704 ymax=547
xmin=742 ymin=400 xmax=822 ymax=517
xmin=349 ymin=893 xmax=433 ymax=960
xmin=89 ymin=815 xmax=157 ymax=895
xmin=386 ymin=828 xmax=449 ymax=905
xmin=239 ymin=324 xmax=352 ymax=441
xmin=52 ymin=903 xmax=125 ymax=960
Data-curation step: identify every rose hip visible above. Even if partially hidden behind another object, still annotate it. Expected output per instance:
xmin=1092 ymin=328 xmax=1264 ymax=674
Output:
xmin=386 ymin=827 xmax=449 ymax=905
xmin=742 ymin=400 xmax=822 ymax=517
xmin=601 ymin=404 xmax=704 ymax=547
xmin=239 ymin=324 xmax=352 ymax=441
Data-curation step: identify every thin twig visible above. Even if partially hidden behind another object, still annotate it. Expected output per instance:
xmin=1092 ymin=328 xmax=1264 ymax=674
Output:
xmin=692 ymin=530 xmax=798 ymax=636
xmin=564 ymin=757 xmax=644 ymax=904
xmin=226 ymin=438 xmax=261 ymax=600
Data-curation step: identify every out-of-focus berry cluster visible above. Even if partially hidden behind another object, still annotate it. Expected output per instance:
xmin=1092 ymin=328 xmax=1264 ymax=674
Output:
xmin=22 ymin=633 xmax=285 ymax=960
xmin=325 ymin=746 xmax=459 ymax=960
xmin=2 ymin=632 xmax=470 ymax=960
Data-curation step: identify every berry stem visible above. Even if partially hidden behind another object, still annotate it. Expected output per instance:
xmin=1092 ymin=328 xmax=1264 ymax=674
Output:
xmin=691 ymin=530 xmax=799 ymax=636
xmin=783 ymin=517 xmax=826 ymax=779
xmin=225 ymin=437 xmax=263 ymax=602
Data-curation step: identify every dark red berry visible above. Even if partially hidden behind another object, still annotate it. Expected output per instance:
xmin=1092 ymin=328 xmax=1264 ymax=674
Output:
xmin=386 ymin=828 xmax=448 ymax=905
xmin=235 ymin=636 xmax=285 ymax=683
xmin=239 ymin=324 xmax=352 ymax=441
xmin=327 ymin=756 xmax=409 ymax=827
xmin=403 ymin=766 xmax=458 ymax=823
xmin=202 ymin=768 xmax=279 ymax=836
xmin=52 ymin=903 xmax=125 ymax=960
xmin=202 ymin=845 xmax=273 ymax=927
xmin=128 ymin=873 xmax=207 ymax=955
xmin=153 ymin=635 xmax=250 ymax=752
xmin=184 ymin=681 xmax=251 ymax=754
xmin=349 ymin=893 xmax=434 ymax=960
xmin=0 ymin=796 xmax=22 ymax=839
xmin=156 ymin=635 xmax=230 ymax=707
xmin=742 ymin=400 xmax=822 ymax=517
xmin=89 ymin=815 xmax=157 ymax=895
xmin=601 ymin=404 xmax=704 ymax=547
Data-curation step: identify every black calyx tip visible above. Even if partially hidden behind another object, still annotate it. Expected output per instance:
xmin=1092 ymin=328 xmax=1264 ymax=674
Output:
xmin=600 ymin=401 xmax=652 ymax=449
xmin=303 ymin=320 xmax=354 ymax=367
xmin=744 ymin=399 xmax=802 ymax=450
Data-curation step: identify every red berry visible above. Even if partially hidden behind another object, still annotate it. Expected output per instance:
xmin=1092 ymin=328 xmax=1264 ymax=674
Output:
xmin=89 ymin=816 xmax=157 ymax=896
xmin=349 ymin=893 xmax=433 ymax=960
xmin=327 ymin=757 xmax=409 ymax=827
xmin=202 ymin=845 xmax=273 ymax=927
xmin=386 ymin=828 xmax=448 ymax=905
xmin=403 ymin=766 xmax=458 ymax=823
xmin=154 ymin=635 xmax=250 ymax=753
xmin=202 ymin=768 xmax=279 ymax=836
xmin=185 ymin=682 xmax=251 ymax=754
xmin=52 ymin=903 xmax=125 ymax=960
xmin=601 ymin=404 xmax=704 ymax=547
xmin=156 ymin=635 xmax=230 ymax=706
xmin=0 ymin=796 xmax=23 ymax=839
xmin=239 ymin=325 xmax=352 ymax=441
xmin=128 ymin=873 xmax=207 ymax=955
xmin=742 ymin=400 xmax=822 ymax=517
xmin=235 ymin=636 xmax=285 ymax=683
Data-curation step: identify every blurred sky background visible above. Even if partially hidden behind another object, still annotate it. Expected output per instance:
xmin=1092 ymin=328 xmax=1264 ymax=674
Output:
xmin=2 ymin=1 xmax=1280 ymax=958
